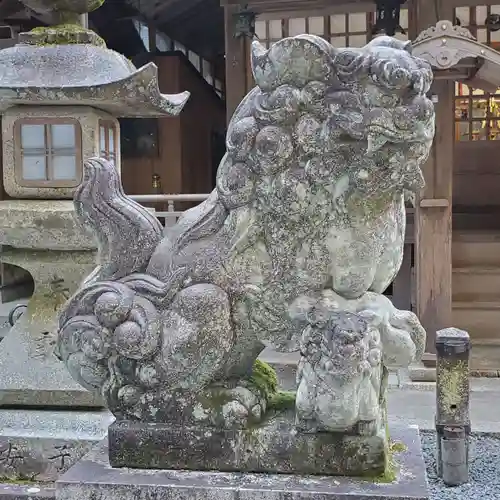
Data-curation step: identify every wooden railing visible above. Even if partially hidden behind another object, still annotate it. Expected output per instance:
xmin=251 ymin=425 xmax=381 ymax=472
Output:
xmin=130 ymin=194 xmax=210 ymax=227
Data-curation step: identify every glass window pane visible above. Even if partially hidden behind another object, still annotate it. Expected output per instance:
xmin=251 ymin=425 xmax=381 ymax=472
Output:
xmin=472 ymin=99 xmax=487 ymax=118
xmin=457 ymin=122 xmax=470 ymax=141
xmin=476 ymin=5 xmax=487 ymax=24
xmin=331 ymin=36 xmax=347 ymax=48
xmin=22 ymin=155 xmax=46 ymax=180
xmin=455 ymin=7 xmax=470 ymax=26
xmin=174 ymin=41 xmax=185 ymax=54
xmin=471 ymin=121 xmax=487 ymax=140
xmin=490 ymin=120 xmax=500 ymax=139
xmin=457 ymin=84 xmax=470 ymax=96
xmin=308 ymin=16 xmax=324 ymax=35
xmin=21 ymin=124 xmax=45 ymax=149
xmin=52 ymin=155 xmax=77 ymax=180
xmin=455 ymin=99 xmax=469 ymax=119
xmin=348 ymin=13 xmax=366 ymax=31
xmin=109 ymin=127 xmax=115 ymax=154
xmin=330 ymin=15 xmax=346 ymax=34
xmin=188 ymin=51 xmax=200 ymax=71
xmin=255 ymin=20 xmax=266 ymax=39
xmin=202 ymin=59 xmax=211 ymax=78
xmin=269 ymin=20 xmax=282 ymax=38
xmin=51 ymin=123 xmax=76 ymax=149
xmin=100 ymin=125 xmax=106 ymax=154
xmin=289 ymin=18 xmax=306 ymax=36
xmin=477 ymin=28 xmax=487 ymax=43
xmin=399 ymin=9 xmax=408 ymax=29
xmin=349 ymin=34 xmax=367 ymax=47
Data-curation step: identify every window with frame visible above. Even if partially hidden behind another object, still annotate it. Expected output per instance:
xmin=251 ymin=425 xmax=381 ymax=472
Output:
xmin=254 ymin=9 xmax=409 ymax=49
xmin=15 ymin=118 xmax=82 ymax=187
xmin=454 ymin=5 xmax=500 ymax=141
xmin=99 ymin=120 xmax=117 ymax=164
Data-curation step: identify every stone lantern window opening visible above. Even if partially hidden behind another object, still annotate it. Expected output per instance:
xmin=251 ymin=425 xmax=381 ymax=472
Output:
xmin=99 ymin=120 xmax=117 ymax=164
xmin=14 ymin=118 xmax=82 ymax=188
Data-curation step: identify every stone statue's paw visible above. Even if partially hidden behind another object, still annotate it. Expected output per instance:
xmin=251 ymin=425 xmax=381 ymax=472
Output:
xmin=193 ymin=384 xmax=268 ymax=429
xmin=381 ymin=308 xmax=426 ymax=369
xmin=58 ymin=280 xmax=161 ymax=394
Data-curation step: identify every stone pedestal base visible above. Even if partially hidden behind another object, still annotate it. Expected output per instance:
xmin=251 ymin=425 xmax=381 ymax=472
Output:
xmin=58 ymin=425 xmax=429 ymax=500
xmin=0 ymin=408 xmax=114 ymax=481
xmin=109 ymin=412 xmax=386 ymax=476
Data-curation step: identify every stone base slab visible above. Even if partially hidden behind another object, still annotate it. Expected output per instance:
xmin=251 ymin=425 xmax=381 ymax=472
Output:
xmin=58 ymin=425 xmax=429 ymax=500
xmin=0 ymin=484 xmax=55 ymax=500
xmin=108 ymin=411 xmax=386 ymax=476
xmin=0 ymin=409 xmax=114 ymax=481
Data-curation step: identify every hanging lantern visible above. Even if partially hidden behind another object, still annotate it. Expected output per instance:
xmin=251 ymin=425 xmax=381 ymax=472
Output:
xmin=372 ymin=0 xmax=407 ymax=37
xmin=233 ymin=5 xmax=256 ymax=39
xmin=486 ymin=14 xmax=500 ymax=32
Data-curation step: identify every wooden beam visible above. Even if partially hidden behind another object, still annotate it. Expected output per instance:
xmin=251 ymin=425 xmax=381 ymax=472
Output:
xmin=224 ymin=6 xmax=249 ymax=124
xmin=413 ymin=0 xmax=454 ymax=367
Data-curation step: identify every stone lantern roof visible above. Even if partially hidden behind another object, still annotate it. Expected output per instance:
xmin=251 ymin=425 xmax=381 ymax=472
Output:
xmin=0 ymin=0 xmax=190 ymax=117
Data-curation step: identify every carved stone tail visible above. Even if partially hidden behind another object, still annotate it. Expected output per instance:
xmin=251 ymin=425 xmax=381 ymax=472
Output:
xmin=75 ymin=158 xmax=164 ymax=282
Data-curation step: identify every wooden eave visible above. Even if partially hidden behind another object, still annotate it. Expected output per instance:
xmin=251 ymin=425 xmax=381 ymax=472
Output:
xmin=413 ymin=20 xmax=500 ymax=92
xmin=220 ymin=0 xmax=372 ymax=14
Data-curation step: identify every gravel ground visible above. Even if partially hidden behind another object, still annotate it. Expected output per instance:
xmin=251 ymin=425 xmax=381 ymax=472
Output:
xmin=421 ymin=431 xmax=500 ymax=500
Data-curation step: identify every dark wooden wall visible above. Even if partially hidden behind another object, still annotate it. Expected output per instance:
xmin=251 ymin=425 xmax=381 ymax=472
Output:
xmin=454 ymin=142 xmax=500 ymax=207
xmin=121 ymin=53 xmax=225 ymax=198
xmin=179 ymin=57 xmax=226 ymax=195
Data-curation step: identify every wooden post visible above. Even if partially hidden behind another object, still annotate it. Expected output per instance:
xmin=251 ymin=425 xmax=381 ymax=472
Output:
xmin=413 ymin=2 xmax=455 ymax=366
xmin=224 ymin=6 xmax=250 ymax=124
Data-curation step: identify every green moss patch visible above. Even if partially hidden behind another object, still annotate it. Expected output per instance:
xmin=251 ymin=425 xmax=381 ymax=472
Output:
xmin=268 ymin=391 xmax=296 ymax=412
xmin=370 ymin=440 xmax=407 ymax=483
xmin=247 ymin=360 xmax=278 ymax=398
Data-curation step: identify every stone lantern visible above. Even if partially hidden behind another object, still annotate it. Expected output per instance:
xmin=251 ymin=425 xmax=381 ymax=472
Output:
xmin=0 ymin=0 xmax=189 ymax=481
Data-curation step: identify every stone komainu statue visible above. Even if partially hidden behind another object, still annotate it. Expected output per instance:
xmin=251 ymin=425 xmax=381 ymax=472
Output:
xmin=58 ymin=34 xmax=434 ymax=434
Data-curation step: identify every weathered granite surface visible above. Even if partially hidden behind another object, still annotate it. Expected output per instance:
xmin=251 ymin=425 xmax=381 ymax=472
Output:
xmin=57 ymin=425 xmax=429 ymax=500
xmin=108 ymin=410 xmax=386 ymax=475
xmin=0 ymin=484 xmax=55 ymax=500
xmin=0 ymin=249 xmax=98 ymax=407
xmin=0 ymin=409 xmax=113 ymax=481
xmin=0 ymin=43 xmax=189 ymax=116
xmin=0 ymin=201 xmax=96 ymax=249
xmin=58 ymin=34 xmax=435 ymax=472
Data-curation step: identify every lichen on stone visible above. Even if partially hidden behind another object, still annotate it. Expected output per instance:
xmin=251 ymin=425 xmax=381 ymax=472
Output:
xmin=27 ymin=24 xmax=106 ymax=47
xmin=438 ymin=360 xmax=468 ymax=414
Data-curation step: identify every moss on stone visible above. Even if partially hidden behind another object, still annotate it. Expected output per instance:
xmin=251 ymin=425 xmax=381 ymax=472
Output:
xmin=268 ymin=391 xmax=296 ymax=411
xmin=438 ymin=360 xmax=468 ymax=416
xmin=366 ymin=440 xmax=407 ymax=483
xmin=247 ymin=360 xmax=278 ymax=398
xmin=28 ymin=24 xmax=106 ymax=47
xmin=0 ymin=475 xmax=40 ymax=484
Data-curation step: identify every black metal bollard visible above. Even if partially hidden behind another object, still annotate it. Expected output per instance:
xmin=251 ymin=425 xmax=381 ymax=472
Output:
xmin=435 ymin=327 xmax=470 ymax=487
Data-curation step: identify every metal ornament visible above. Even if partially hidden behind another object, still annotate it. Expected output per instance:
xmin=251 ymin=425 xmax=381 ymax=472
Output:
xmin=233 ymin=6 xmax=256 ymax=39
xmin=372 ymin=0 xmax=407 ymax=37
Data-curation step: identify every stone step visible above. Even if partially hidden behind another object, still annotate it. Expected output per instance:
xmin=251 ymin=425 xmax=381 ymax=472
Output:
xmin=0 ymin=484 xmax=55 ymax=500
xmin=453 ymin=267 xmax=500 ymax=301
xmin=453 ymin=232 xmax=500 ymax=267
